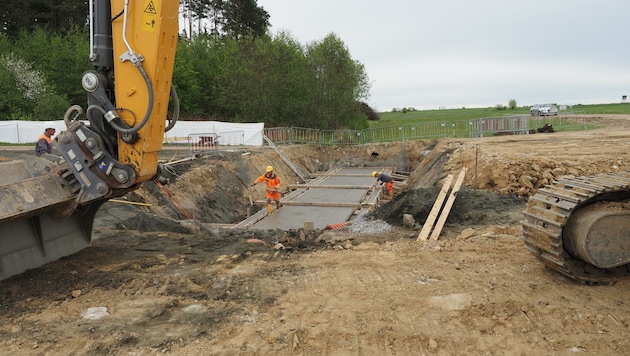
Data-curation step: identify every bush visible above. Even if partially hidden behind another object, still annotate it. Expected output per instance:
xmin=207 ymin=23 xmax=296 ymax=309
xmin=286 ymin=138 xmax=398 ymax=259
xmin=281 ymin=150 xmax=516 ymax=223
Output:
xmin=32 ymin=92 xmax=70 ymax=121
xmin=508 ymin=99 xmax=517 ymax=110
xmin=359 ymin=101 xmax=379 ymax=121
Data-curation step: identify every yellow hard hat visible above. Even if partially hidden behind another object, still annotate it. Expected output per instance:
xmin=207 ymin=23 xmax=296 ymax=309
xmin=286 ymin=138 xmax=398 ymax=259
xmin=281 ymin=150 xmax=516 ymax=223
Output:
xmin=266 ymin=165 xmax=274 ymax=172
xmin=371 ymin=171 xmax=378 ymax=177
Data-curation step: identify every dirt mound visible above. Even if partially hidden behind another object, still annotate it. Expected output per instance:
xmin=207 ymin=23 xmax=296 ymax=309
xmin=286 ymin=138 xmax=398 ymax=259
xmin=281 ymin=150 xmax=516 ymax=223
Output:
xmin=94 ymin=198 xmax=192 ymax=234
xmin=370 ymin=187 xmax=526 ymax=229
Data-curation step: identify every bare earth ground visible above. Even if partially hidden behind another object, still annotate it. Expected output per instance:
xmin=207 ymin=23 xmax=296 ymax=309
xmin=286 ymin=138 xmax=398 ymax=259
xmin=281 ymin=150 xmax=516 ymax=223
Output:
xmin=1 ymin=115 xmax=630 ymax=355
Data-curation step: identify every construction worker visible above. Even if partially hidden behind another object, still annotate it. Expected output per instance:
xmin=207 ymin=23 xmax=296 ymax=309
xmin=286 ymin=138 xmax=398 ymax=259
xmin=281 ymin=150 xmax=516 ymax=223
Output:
xmin=372 ymin=171 xmax=394 ymax=198
xmin=35 ymin=122 xmax=56 ymax=156
xmin=252 ymin=165 xmax=281 ymax=214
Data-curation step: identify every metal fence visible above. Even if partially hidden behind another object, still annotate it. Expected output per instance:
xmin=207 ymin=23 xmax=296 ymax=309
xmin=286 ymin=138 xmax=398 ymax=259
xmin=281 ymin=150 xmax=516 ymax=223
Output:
xmin=470 ymin=113 xmax=587 ymax=137
xmin=531 ymin=112 xmax=588 ymax=130
xmin=470 ymin=115 xmax=530 ymax=137
xmin=187 ymin=130 xmax=246 ymax=154
xmin=264 ymin=127 xmax=320 ymax=144
xmin=263 ymin=113 xmax=588 ymax=146
xmin=188 ymin=132 xmax=219 ymax=155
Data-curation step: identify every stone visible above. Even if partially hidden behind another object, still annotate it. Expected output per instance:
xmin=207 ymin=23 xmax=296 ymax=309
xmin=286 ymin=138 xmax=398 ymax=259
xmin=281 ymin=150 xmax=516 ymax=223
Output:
xmin=402 ymin=214 xmax=416 ymax=228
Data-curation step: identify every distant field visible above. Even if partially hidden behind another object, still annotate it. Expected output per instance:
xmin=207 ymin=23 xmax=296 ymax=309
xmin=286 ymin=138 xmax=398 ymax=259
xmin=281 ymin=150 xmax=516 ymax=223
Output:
xmin=372 ymin=102 xmax=630 ymax=128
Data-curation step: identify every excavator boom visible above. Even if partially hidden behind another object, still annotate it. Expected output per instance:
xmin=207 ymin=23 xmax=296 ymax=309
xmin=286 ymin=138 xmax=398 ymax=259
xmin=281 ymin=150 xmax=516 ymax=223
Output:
xmin=0 ymin=0 xmax=180 ymax=281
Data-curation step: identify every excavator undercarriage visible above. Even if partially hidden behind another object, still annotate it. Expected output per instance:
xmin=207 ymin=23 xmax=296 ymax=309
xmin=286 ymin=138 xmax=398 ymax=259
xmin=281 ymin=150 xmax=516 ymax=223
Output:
xmin=522 ymin=172 xmax=630 ymax=284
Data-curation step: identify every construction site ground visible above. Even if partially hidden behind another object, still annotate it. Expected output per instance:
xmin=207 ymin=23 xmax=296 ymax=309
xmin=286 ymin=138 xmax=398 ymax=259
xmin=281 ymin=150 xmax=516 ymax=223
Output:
xmin=1 ymin=115 xmax=629 ymax=355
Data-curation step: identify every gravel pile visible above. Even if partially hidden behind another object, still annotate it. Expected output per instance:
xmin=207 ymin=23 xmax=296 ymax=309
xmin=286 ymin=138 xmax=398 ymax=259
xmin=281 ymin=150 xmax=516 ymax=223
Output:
xmin=348 ymin=216 xmax=393 ymax=234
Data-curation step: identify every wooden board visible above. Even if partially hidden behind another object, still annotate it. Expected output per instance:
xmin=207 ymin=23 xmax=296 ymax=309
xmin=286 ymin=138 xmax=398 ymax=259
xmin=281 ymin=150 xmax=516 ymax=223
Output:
xmin=287 ymin=184 xmax=373 ymax=189
xmin=429 ymin=168 xmax=467 ymax=241
xmin=254 ymin=200 xmax=360 ymax=208
xmin=417 ymin=174 xmax=454 ymax=241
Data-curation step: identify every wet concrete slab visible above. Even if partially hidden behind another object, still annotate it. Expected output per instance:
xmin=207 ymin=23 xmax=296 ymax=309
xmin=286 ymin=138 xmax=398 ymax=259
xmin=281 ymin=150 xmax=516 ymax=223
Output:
xmin=293 ymin=188 xmax=366 ymax=204
xmin=318 ymin=175 xmax=375 ymax=186
xmin=248 ymin=168 xmax=384 ymax=230
xmin=248 ymin=206 xmax=355 ymax=230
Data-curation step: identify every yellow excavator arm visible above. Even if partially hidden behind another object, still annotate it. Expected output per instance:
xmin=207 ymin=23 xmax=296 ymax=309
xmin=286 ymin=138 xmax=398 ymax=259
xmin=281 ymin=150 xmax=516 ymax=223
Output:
xmin=0 ymin=0 xmax=181 ymax=281
xmin=61 ymin=0 xmax=180 ymax=196
xmin=110 ymin=0 xmax=180 ymax=182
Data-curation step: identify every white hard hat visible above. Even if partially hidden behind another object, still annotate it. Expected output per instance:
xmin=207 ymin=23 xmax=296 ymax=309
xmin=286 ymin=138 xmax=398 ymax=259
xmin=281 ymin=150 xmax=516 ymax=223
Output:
xmin=44 ymin=121 xmax=56 ymax=130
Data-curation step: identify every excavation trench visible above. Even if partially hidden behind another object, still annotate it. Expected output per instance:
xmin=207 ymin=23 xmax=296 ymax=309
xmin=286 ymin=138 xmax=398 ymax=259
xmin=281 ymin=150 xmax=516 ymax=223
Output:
xmin=95 ymin=141 xmax=526 ymax=244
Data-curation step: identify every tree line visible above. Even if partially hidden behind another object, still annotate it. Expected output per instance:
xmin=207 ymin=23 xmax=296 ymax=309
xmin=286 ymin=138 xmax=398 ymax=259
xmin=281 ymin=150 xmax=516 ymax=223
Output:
xmin=0 ymin=0 xmax=376 ymax=129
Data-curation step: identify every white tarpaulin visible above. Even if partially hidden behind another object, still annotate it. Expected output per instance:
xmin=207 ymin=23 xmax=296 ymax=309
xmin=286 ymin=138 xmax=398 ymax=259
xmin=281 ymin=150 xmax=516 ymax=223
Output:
xmin=0 ymin=120 xmax=264 ymax=146
xmin=0 ymin=121 xmax=66 ymax=144
xmin=164 ymin=121 xmax=264 ymax=146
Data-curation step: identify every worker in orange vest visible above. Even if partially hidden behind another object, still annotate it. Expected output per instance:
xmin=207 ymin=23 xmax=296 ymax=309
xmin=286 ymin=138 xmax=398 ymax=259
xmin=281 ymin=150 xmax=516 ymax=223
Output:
xmin=35 ymin=122 xmax=56 ymax=156
xmin=372 ymin=171 xmax=394 ymax=198
xmin=252 ymin=165 xmax=282 ymax=214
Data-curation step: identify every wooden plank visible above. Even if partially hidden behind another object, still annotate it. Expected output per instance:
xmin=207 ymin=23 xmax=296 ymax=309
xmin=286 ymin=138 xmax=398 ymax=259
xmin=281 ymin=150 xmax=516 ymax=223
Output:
xmin=416 ymin=174 xmax=454 ymax=241
xmin=430 ymin=168 xmax=466 ymax=241
xmin=288 ymin=184 xmax=373 ymax=189
xmin=310 ymin=173 xmax=381 ymax=177
xmin=254 ymin=200 xmax=360 ymax=208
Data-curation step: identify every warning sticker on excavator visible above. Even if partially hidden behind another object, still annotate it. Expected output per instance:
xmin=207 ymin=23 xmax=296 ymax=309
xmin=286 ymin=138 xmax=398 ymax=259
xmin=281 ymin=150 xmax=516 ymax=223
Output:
xmin=141 ymin=0 xmax=159 ymax=32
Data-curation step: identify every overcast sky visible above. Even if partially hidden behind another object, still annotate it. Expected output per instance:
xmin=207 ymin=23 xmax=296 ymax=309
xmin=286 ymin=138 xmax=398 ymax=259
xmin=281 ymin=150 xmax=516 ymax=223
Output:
xmin=256 ymin=0 xmax=629 ymax=112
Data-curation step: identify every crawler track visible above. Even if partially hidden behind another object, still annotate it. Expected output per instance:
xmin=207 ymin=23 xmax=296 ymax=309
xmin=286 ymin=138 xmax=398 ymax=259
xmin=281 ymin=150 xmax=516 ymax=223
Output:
xmin=521 ymin=172 xmax=630 ymax=284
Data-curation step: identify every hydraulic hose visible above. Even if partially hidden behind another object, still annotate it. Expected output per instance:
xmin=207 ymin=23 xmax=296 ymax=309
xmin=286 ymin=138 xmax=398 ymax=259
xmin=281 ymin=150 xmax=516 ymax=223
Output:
xmin=165 ymin=84 xmax=180 ymax=132
xmin=86 ymin=104 xmax=116 ymax=154
xmin=106 ymin=0 xmax=154 ymax=135
xmin=106 ymin=64 xmax=154 ymax=135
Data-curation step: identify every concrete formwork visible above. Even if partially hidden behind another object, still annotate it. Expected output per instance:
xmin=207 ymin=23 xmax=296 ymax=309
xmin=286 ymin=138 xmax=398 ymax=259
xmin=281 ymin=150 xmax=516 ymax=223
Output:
xmin=233 ymin=167 xmax=388 ymax=230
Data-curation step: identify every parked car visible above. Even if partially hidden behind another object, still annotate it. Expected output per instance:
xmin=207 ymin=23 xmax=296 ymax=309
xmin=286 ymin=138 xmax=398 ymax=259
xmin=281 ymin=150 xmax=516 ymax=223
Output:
xmin=530 ymin=104 xmax=558 ymax=116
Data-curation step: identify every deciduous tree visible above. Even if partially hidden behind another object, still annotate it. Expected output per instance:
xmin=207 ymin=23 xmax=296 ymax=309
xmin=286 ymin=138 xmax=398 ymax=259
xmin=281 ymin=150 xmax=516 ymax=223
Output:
xmin=181 ymin=0 xmax=269 ymax=39
xmin=306 ymin=33 xmax=371 ymax=129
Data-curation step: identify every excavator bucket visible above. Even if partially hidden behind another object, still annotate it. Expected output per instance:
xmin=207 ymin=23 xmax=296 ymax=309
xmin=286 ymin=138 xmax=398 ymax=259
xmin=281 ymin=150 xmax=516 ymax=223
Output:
xmin=0 ymin=157 xmax=102 ymax=281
